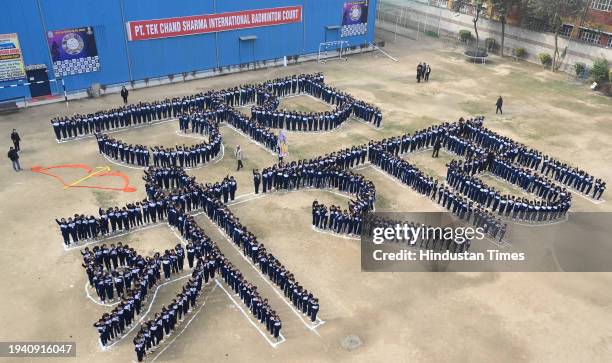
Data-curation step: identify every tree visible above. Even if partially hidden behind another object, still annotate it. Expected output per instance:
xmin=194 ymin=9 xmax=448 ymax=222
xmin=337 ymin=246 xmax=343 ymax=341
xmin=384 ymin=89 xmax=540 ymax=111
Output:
xmin=472 ymin=0 xmax=484 ymax=51
xmin=529 ymin=0 xmax=587 ymax=71
xmin=490 ymin=0 xmax=521 ymax=56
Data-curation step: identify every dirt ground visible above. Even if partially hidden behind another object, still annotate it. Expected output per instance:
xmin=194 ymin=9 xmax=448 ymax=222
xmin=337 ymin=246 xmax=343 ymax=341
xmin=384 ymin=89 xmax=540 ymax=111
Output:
xmin=0 ymin=34 xmax=611 ymax=363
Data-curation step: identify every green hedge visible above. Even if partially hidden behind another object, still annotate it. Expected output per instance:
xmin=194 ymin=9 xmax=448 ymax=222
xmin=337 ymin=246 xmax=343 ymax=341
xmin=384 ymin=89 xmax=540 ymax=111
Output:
xmin=574 ymin=62 xmax=586 ymax=77
xmin=459 ymin=30 xmax=472 ymax=42
xmin=538 ymin=53 xmax=552 ymax=67
xmin=512 ymin=47 xmax=526 ymax=59
xmin=591 ymin=58 xmax=610 ymax=83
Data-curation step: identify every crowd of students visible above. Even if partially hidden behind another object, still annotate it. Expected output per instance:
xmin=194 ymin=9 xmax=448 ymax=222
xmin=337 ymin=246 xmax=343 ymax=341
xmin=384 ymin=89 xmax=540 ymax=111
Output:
xmin=55 ymin=173 xmax=236 ymax=245
xmin=368 ymin=143 xmax=508 ymax=240
xmin=252 ymin=146 xmax=375 ymax=239
xmin=90 ymin=241 xmax=187 ymax=348
xmin=51 ymin=97 xmax=204 ymax=141
xmin=94 ymin=112 xmax=222 ymax=169
xmin=457 ymin=120 xmax=606 ymax=200
xmin=250 ymin=73 xmax=382 ymax=131
xmin=199 ymin=184 xmax=321 ymax=324
xmin=447 ymin=160 xmax=571 ymax=222
xmin=75 ymin=168 xmax=284 ymax=360
xmin=55 ymin=73 xmax=609 ymax=360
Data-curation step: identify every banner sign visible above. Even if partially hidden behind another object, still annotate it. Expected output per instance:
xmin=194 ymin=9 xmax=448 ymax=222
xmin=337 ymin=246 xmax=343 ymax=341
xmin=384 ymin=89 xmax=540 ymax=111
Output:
xmin=126 ymin=6 xmax=302 ymax=41
xmin=341 ymin=0 xmax=369 ymax=37
xmin=0 ymin=33 xmax=26 ymax=82
xmin=47 ymin=26 xmax=100 ymax=77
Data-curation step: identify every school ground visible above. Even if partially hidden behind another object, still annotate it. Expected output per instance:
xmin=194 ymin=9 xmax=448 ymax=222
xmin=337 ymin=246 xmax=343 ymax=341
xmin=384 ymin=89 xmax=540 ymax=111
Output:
xmin=0 ymin=34 xmax=611 ymax=362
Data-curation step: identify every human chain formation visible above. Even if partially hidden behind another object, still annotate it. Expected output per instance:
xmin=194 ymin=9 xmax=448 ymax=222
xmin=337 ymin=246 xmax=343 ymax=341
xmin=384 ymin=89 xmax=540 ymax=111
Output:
xmin=252 ymin=146 xmax=375 ymax=237
xmin=254 ymin=116 xmax=604 ymax=244
xmin=251 ymin=73 xmax=382 ymax=131
xmin=78 ymin=170 xmax=286 ymax=361
xmin=54 ymin=172 xmax=237 ymax=245
xmin=95 ymin=112 xmax=222 ymax=169
xmin=54 ymin=74 xmax=605 ymax=359
xmin=50 ymin=73 xmax=383 ymax=153
xmin=64 ymin=164 xmax=320 ymax=360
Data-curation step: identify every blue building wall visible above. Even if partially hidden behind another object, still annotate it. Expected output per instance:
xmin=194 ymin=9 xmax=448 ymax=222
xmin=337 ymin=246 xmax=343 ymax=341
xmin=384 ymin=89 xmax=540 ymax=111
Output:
xmin=0 ymin=0 xmax=377 ymax=101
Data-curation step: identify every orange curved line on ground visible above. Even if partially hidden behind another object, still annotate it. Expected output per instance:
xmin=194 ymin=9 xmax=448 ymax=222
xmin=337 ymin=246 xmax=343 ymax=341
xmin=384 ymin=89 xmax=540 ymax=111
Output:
xmin=31 ymin=164 xmax=137 ymax=193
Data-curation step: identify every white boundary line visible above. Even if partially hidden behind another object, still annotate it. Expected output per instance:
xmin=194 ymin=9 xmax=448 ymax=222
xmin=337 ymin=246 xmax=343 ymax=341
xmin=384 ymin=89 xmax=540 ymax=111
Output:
xmin=226 ymin=194 xmax=267 ymax=207
xmin=101 ymin=274 xmax=192 ymax=350
xmin=311 ymin=226 xmax=361 ymax=241
xmin=573 ymin=190 xmax=606 ymax=205
xmin=372 ymin=44 xmax=399 ymax=62
xmin=215 ymin=280 xmax=286 ymax=348
xmin=510 ymin=213 xmax=569 ymax=227
xmin=174 ymin=130 xmax=208 ymax=139
xmin=149 ymin=283 xmax=219 ymax=362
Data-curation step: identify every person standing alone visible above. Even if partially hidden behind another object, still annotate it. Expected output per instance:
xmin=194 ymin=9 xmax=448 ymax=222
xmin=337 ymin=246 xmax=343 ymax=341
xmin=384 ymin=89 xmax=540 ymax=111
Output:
xmin=235 ymin=145 xmax=244 ymax=171
xmin=121 ymin=86 xmax=129 ymax=105
xmin=11 ymin=129 xmax=21 ymax=151
xmin=7 ymin=146 xmax=20 ymax=171
xmin=496 ymin=96 xmax=503 ymax=114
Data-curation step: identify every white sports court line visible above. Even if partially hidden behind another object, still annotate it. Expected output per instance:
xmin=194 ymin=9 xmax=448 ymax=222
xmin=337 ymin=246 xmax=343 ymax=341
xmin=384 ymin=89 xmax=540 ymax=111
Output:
xmin=149 ymin=283 xmax=219 ymax=362
xmin=215 ymin=280 xmax=286 ymax=348
xmin=311 ymin=226 xmax=361 ymax=241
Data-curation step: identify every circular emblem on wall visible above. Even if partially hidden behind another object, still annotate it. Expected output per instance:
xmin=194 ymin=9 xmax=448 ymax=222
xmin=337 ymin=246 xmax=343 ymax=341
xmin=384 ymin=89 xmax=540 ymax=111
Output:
xmin=349 ymin=5 xmax=362 ymax=21
xmin=61 ymin=33 xmax=84 ymax=55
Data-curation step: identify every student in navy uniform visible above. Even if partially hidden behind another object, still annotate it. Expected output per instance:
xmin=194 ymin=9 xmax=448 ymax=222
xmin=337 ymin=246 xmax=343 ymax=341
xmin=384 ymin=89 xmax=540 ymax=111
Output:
xmin=253 ymin=169 xmax=261 ymax=194
xmin=94 ymin=319 xmax=110 ymax=347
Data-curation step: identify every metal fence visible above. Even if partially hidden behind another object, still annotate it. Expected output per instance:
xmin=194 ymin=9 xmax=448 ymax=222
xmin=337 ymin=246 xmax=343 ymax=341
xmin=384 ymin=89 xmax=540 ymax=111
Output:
xmin=375 ymin=0 xmax=443 ymax=42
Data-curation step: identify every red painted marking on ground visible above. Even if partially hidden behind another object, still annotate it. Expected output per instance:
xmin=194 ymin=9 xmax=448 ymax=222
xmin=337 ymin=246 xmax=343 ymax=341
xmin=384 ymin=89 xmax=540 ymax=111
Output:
xmin=31 ymin=164 xmax=137 ymax=192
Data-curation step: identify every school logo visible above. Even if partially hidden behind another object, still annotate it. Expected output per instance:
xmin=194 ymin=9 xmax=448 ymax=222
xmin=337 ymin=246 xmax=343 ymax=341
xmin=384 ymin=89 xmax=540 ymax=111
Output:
xmin=349 ymin=5 xmax=362 ymax=21
xmin=61 ymin=32 xmax=85 ymax=55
